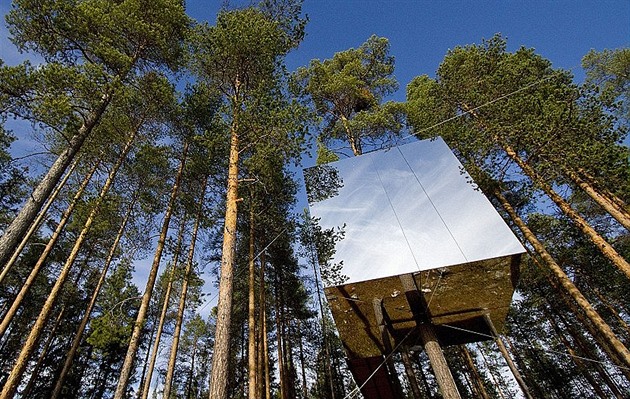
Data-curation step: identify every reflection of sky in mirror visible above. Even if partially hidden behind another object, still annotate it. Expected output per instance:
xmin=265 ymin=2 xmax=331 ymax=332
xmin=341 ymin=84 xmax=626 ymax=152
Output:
xmin=306 ymin=137 xmax=524 ymax=286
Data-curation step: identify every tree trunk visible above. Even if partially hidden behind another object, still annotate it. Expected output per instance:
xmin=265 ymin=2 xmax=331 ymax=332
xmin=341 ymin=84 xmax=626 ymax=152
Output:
xmin=543 ymin=306 xmax=616 ymax=399
xmin=297 ymin=320 xmax=308 ymax=399
xmin=136 ymin=313 xmax=159 ymax=399
xmin=208 ymin=110 xmax=240 ymax=399
xmin=21 ymin=305 xmax=66 ymax=398
xmin=260 ymin=251 xmax=271 ymax=399
xmin=0 ymin=161 xmax=99 ymax=338
xmin=0 ymin=128 xmax=132 ymax=399
xmin=114 ymin=141 xmax=188 ymax=399
xmin=418 ymin=323 xmax=461 ymax=399
xmin=274 ymin=269 xmax=287 ymax=399
xmin=51 ymin=194 xmax=136 ymax=399
xmin=340 ymin=114 xmax=362 ymax=156
xmin=163 ymin=181 xmax=206 ymax=399
xmin=483 ymin=314 xmax=533 ymax=399
xmin=0 ymin=92 xmax=111 ymax=267
xmin=494 ymin=188 xmax=630 ymax=369
xmin=139 ymin=214 xmax=187 ymax=399
xmin=542 ymin=265 xmax=630 ymax=383
xmin=476 ymin=343 xmax=507 ymax=399
xmin=401 ymin=348 xmax=424 ymax=399
xmin=460 ymin=345 xmax=491 ymax=399
xmin=247 ymin=203 xmax=258 ymax=399
xmin=561 ymin=166 xmax=630 ymax=230
xmin=503 ymin=143 xmax=630 ymax=280
xmin=0 ymin=158 xmax=79 ymax=283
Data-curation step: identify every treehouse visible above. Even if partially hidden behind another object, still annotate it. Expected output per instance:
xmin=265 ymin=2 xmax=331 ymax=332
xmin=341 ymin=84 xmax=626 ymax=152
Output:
xmin=304 ymin=137 xmax=525 ymax=399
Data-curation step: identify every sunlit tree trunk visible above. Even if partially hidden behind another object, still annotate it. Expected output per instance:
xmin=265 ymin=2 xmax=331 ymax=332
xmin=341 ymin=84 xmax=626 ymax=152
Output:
xmin=0 ymin=93 xmax=112 ymax=267
xmin=21 ymin=305 xmax=66 ymax=398
xmin=51 ymin=194 xmax=137 ymax=399
xmin=208 ymin=102 xmax=241 ymax=399
xmin=163 ymin=180 xmax=206 ymax=399
xmin=502 ymin=143 xmax=630 ymax=280
xmin=260 ymin=251 xmax=271 ymax=399
xmin=0 ymin=161 xmax=99 ymax=337
xmin=114 ymin=141 xmax=188 ymax=399
xmin=561 ymin=166 xmax=630 ymax=230
xmin=0 ymin=158 xmax=79 ymax=284
xmin=0 ymin=129 xmax=134 ymax=399
xmin=247 ymin=203 xmax=258 ymax=399
xmin=494 ymin=188 xmax=630 ymax=369
xmin=460 ymin=345 xmax=491 ymax=399
xmin=139 ymin=215 xmax=187 ymax=399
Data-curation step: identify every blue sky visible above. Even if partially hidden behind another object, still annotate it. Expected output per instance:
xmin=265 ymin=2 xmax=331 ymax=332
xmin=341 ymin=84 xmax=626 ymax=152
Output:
xmin=192 ymin=1 xmax=630 ymax=102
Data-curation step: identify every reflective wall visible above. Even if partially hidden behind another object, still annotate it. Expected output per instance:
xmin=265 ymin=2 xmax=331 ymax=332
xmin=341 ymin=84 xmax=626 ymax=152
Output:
xmin=304 ymin=137 xmax=524 ymax=287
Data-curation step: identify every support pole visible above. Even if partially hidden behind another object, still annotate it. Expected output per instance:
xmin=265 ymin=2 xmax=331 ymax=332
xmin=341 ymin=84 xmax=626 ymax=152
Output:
xmin=417 ymin=323 xmax=461 ymax=399
xmin=483 ymin=314 xmax=533 ymax=399
xmin=373 ymin=298 xmax=405 ymax=398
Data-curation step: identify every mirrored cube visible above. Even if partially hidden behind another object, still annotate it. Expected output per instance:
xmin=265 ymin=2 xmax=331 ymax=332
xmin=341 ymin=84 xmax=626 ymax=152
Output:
xmin=304 ymin=137 xmax=525 ymax=393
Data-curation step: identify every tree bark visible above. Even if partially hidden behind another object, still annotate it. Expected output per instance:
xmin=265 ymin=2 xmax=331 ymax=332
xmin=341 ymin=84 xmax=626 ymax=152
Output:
xmin=0 ymin=158 xmax=79 ymax=284
xmin=114 ymin=141 xmax=188 ymax=399
xmin=0 ymin=128 xmax=132 ymax=399
xmin=247 ymin=203 xmax=258 ymax=399
xmin=163 ymin=180 xmax=206 ymax=399
xmin=340 ymin=114 xmax=362 ymax=156
xmin=0 ymin=92 xmax=111 ymax=267
xmin=543 ymin=307 xmax=616 ymax=399
xmin=401 ymin=348 xmax=423 ymax=399
xmin=503 ymin=143 xmax=630 ymax=280
xmin=418 ymin=323 xmax=461 ymax=399
xmin=21 ymin=305 xmax=66 ymax=398
xmin=274 ymin=268 xmax=288 ymax=399
xmin=208 ymin=109 xmax=240 ymax=399
xmin=561 ymin=166 xmax=630 ymax=230
xmin=138 ymin=214 xmax=187 ymax=399
xmin=483 ymin=314 xmax=533 ymax=399
xmin=494 ymin=188 xmax=630 ymax=369
xmin=51 ymin=194 xmax=136 ymax=399
xmin=260 ymin=251 xmax=271 ymax=399
xmin=460 ymin=345 xmax=491 ymax=399
xmin=0 ymin=161 xmax=98 ymax=338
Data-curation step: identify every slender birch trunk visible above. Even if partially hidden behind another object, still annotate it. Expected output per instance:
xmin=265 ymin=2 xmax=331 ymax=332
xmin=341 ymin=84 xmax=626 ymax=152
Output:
xmin=163 ymin=180 xmax=206 ymax=399
xmin=208 ymin=103 xmax=241 ymax=399
xmin=139 ymin=215 xmax=187 ymax=399
xmin=0 ymin=92 xmax=112 ymax=266
xmin=494 ymin=188 xmax=630 ymax=368
xmin=51 ymin=194 xmax=137 ymax=399
xmin=0 ymin=161 xmax=99 ymax=338
xmin=0 ymin=158 xmax=79 ymax=284
xmin=0 ymin=129 xmax=134 ymax=399
xmin=114 ymin=141 xmax=188 ymax=399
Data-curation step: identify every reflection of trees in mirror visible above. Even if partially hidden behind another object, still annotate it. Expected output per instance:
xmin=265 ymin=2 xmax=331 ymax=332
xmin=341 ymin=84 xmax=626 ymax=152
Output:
xmin=304 ymin=164 xmax=344 ymax=204
xmin=302 ymin=215 xmax=348 ymax=286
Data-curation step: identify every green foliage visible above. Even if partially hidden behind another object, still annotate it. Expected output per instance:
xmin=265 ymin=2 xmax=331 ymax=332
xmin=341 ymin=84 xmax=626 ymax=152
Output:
xmin=583 ymin=47 xmax=630 ymax=122
xmin=293 ymin=35 xmax=403 ymax=155
xmin=87 ymin=261 xmax=139 ymax=356
xmin=6 ymin=0 xmax=189 ymax=73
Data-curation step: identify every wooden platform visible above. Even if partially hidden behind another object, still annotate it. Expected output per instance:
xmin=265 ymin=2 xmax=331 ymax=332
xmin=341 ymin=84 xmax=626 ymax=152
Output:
xmin=325 ymin=253 xmax=521 ymax=398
